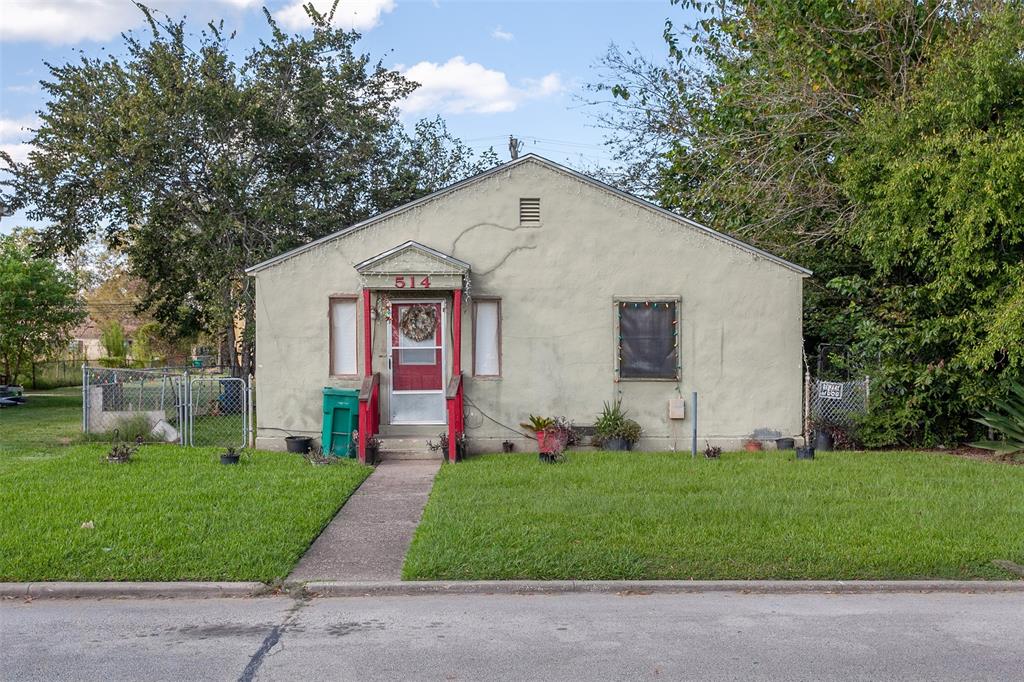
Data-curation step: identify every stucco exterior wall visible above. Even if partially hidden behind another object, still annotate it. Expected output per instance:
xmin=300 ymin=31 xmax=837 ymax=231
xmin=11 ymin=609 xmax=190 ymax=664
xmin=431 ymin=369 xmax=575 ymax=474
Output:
xmin=252 ymin=159 xmax=805 ymax=452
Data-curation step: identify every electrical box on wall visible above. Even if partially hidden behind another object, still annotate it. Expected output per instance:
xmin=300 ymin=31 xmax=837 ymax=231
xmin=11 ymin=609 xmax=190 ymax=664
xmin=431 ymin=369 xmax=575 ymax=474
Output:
xmin=668 ymin=398 xmax=686 ymax=419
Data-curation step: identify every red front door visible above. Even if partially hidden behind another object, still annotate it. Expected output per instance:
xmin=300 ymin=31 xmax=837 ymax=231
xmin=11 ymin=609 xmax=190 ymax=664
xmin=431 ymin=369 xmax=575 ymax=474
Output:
xmin=389 ymin=301 xmax=446 ymax=423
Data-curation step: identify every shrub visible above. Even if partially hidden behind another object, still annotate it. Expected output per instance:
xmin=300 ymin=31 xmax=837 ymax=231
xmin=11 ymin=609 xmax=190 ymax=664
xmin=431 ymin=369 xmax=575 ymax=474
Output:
xmin=84 ymin=414 xmax=154 ymax=443
xmin=971 ymin=382 xmax=1024 ymax=458
xmin=100 ymin=321 xmax=128 ymax=360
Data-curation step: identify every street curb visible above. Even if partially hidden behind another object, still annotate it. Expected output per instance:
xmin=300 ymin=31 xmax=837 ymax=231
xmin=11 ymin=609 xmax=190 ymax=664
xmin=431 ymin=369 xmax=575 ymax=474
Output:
xmin=4 ymin=580 xmax=1023 ymax=600
xmin=297 ymin=579 xmax=1024 ymax=598
xmin=0 ymin=582 xmax=270 ymax=600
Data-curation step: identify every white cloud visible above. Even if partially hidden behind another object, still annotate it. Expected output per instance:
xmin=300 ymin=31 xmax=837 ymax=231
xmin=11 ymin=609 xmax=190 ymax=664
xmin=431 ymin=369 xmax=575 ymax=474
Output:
xmin=5 ymin=84 xmax=39 ymax=94
xmin=0 ymin=143 xmax=34 ymax=164
xmin=0 ymin=0 xmax=261 ymax=45
xmin=274 ymin=0 xmax=395 ymax=31
xmin=0 ymin=116 xmax=38 ymax=142
xmin=491 ymin=26 xmax=514 ymax=41
xmin=400 ymin=57 xmax=562 ymax=115
xmin=0 ymin=116 xmax=38 ymax=164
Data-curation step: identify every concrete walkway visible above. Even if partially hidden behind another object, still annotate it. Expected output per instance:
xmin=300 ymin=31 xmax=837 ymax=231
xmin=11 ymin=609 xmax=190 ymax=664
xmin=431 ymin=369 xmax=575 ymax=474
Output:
xmin=287 ymin=459 xmax=441 ymax=582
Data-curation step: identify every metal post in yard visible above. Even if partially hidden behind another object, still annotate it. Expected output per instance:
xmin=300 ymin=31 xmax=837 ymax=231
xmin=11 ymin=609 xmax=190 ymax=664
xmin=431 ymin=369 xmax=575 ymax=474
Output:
xmin=804 ymin=367 xmax=812 ymax=446
xmin=690 ymin=391 xmax=698 ymax=458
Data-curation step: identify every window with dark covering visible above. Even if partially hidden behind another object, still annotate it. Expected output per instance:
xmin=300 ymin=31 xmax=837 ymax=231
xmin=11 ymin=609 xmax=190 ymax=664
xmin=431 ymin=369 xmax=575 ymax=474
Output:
xmin=617 ymin=300 xmax=678 ymax=380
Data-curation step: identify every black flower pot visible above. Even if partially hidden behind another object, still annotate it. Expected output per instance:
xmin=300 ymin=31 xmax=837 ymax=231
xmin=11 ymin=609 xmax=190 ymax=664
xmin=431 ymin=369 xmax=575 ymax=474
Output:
xmin=502 ymin=440 xmax=515 ymax=453
xmin=796 ymin=446 xmax=815 ymax=460
xmin=775 ymin=437 xmax=796 ymax=450
xmin=220 ymin=453 xmax=240 ymax=465
xmin=605 ymin=437 xmax=632 ymax=451
xmin=285 ymin=436 xmax=312 ymax=454
xmin=813 ymin=430 xmax=834 ymax=452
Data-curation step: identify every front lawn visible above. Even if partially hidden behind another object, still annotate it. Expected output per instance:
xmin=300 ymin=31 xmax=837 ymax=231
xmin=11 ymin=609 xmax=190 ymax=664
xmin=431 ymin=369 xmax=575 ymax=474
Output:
xmin=403 ymin=451 xmax=1024 ymax=580
xmin=0 ymin=444 xmax=370 ymax=582
xmin=1 ymin=387 xmax=371 ymax=582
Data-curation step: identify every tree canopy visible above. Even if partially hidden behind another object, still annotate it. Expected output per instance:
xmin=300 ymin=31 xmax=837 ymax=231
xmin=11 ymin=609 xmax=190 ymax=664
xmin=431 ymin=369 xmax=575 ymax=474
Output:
xmin=593 ymin=0 xmax=1024 ymax=445
xmin=1 ymin=2 xmax=498 ymax=377
xmin=0 ymin=233 xmax=84 ymax=383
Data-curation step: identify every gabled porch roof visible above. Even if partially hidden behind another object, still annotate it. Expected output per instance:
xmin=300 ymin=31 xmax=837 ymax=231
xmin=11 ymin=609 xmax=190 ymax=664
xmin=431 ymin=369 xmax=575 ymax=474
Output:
xmin=354 ymin=241 xmax=470 ymax=275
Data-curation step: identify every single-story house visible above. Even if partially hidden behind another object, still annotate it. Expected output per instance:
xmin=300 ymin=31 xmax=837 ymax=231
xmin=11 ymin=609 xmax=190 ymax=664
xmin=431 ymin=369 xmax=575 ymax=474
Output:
xmin=246 ymin=154 xmax=810 ymax=461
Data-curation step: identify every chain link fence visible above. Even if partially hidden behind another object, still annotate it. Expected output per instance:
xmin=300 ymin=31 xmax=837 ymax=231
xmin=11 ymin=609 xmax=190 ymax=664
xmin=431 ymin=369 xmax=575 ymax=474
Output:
xmin=810 ymin=377 xmax=870 ymax=428
xmin=82 ymin=366 xmax=251 ymax=448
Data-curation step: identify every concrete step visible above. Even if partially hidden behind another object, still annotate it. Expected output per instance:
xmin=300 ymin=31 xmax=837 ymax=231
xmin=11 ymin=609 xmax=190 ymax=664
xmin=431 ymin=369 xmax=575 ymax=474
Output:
xmin=377 ymin=436 xmax=437 ymax=451
xmin=379 ymin=450 xmax=441 ymax=461
xmin=378 ymin=424 xmax=446 ymax=438
xmin=376 ymin=435 xmax=440 ymax=461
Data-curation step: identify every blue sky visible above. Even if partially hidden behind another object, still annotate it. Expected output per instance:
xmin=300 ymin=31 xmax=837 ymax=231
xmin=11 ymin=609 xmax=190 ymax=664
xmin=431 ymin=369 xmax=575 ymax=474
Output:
xmin=0 ymin=0 xmax=691 ymax=232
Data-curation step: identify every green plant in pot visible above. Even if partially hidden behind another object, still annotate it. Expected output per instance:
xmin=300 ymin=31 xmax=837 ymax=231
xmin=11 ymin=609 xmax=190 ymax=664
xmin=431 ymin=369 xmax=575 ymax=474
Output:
xmin=593 ymin=400 xmax=642 ymax=451
xmin=520 ymin=415 xmax=568 ymax=461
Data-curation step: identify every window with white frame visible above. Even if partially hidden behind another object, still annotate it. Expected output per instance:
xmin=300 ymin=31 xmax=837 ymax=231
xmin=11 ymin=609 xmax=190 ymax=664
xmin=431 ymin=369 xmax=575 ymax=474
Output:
xmin=329 ymin=297 xmax=357 ymax=376
xmin=473 ymin=298 xmax=501 ymax=377
xmin=616 ymin=299 xmax=679 ymax=380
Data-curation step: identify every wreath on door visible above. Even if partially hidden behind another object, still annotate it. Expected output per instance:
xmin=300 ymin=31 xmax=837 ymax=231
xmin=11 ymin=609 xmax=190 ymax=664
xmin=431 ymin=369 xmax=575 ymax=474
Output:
xmin=399 ymin=304 xmax=437 ymax=342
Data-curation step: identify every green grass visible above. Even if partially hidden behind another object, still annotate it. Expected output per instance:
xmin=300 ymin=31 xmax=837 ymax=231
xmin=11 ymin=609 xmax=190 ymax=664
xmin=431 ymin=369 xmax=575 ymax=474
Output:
xmin=403 ymin=451 xmax=1024 ymax=581
xmin=1 ymin=388 xmax=371 ymax=582
xmin=0 ymin=387 xmax=84 ymax=463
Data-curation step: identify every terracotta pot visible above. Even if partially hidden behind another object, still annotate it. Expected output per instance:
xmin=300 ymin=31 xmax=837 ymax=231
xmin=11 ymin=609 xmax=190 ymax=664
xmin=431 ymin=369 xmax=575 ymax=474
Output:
xmin=744 ymin=440 xmax=763 ymax=452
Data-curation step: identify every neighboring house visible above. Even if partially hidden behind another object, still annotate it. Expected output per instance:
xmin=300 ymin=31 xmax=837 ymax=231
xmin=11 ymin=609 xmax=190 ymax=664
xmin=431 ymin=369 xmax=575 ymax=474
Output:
xmin=246 ymin=155 xmax=810 ymax=459
xmin=71 ymin=316 xmax=140 ymax=361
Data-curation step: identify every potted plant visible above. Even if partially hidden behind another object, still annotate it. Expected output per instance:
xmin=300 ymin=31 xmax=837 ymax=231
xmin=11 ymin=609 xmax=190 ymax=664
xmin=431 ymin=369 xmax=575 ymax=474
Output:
xmin=593 ymin=400 xmax=642 ymax=451
xmin=427 ymin=432 xmax=467 ymax=461
xmin=221 ymin=446 xmax=241 ymax=465
xmin=365 ymin=435 xmax=382 ymax=464
xmin=520 ymin=414 xmax=555 ymax=450
xmin=105 ymin=441 xmax=136 ymax=464
xmin=744 ymin=436 xmax=763 ymax=452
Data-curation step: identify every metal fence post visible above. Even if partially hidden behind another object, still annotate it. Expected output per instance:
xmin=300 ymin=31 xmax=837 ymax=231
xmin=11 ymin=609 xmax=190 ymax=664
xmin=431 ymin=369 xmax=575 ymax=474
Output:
xmin=247 ymin=374 xmax=255 ymax=449
xmin=81 ymin=363 xmax=88 ymax=434
xmin=185 ymin=370 xmax=191 ymax=447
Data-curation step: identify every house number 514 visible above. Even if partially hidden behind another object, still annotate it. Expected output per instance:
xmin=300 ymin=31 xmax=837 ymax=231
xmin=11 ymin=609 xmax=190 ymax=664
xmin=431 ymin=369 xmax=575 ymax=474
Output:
xmin=394 ymin=276 xmax=431 ymax=289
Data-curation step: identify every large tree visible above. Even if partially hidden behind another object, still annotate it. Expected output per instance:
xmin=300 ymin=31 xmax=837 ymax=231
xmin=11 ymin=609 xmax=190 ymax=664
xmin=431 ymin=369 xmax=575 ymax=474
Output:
xmin=0 ymin=233 xmax=84 ymax=383
xmin=592 ymin=0 xmax=1024 ymax=445
xmin=1 ymin=2 xmax=497 ymax=378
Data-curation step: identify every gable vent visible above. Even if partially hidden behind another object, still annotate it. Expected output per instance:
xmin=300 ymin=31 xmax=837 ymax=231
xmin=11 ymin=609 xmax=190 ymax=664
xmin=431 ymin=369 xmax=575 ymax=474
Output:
xmin=519 ymin=197 xmax=541 ymax=224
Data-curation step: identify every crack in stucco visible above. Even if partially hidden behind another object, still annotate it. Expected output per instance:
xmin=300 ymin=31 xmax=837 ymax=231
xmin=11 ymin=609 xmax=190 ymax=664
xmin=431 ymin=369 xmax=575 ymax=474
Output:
xmin=450 ymin=221 xmax=542 ymax=255
xmin=474 ymin=245 xmax=538 ymax=277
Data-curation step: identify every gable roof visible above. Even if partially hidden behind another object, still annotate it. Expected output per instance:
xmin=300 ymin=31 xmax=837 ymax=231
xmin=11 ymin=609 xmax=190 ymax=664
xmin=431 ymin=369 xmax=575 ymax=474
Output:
xmin=245 ymin=154 xmax=811 ymax=277
xmin=355 ymin=240 xmax=471 ymax=274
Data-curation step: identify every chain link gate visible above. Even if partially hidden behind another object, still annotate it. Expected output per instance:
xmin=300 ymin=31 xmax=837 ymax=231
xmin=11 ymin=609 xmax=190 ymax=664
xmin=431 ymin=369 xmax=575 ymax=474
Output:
xmin=83 ymin=366 xmax=251 ymax=448
xmin=188 ymin=377 xmax=248 ymax=448
xmin=810 ymin=377 xmax=870 ymax=429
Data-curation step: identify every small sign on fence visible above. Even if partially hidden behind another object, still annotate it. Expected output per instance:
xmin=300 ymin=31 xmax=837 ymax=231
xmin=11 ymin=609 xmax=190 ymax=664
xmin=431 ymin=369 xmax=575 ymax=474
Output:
xmin=818 ymin=381 xmax=844 ymax=400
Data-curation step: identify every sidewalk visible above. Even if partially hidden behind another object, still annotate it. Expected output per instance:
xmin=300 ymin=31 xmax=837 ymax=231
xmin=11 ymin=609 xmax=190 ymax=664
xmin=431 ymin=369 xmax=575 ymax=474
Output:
xmin=286 ymin=459 xmax=441 ymax=582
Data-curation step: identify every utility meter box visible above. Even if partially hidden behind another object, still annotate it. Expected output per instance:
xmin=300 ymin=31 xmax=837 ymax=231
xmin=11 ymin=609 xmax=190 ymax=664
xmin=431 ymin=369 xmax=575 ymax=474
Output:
xmin=668 ymin=398 xmax=686 ymax=420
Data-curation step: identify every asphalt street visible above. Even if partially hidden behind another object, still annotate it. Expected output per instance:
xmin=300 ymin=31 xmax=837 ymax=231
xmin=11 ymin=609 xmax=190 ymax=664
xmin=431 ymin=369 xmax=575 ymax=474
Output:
xmin=3 ymin=591 xmax=1023 ymax=681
